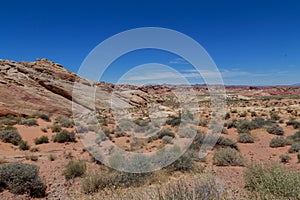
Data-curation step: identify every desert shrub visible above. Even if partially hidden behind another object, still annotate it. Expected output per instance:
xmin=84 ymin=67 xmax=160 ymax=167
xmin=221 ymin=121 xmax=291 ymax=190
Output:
xmin=118 ymin=118 xmax=134 ymax=131
xmin=76 ymin=124 xmax=88 ymax=133
xmin=226 ymin=119 xmax=239 ymax=129
xmin=115 ymin=130 xmax=126 ymax=138
xmin=237 ymin=133 xmax=254 ymax=143
xmin=288 ymin=142 xmax=300 ymax=153
xmin=251 ymin=111 xmax=257 ymax=117
xmin=270 ymin=112 xmax=280 ymax=121
xmin=38 ymin=114 xmax=51 ymax=122
xmin=41 ymin=127 xmax=47 ymax=133
xmin=269 ymin=137 xmax=287 ymax=148
xmin=85 ymin=118 xmax=98 ymax=125
xmin=286 ymin=119 xmax=300 ymax=129
xmin=30 ymin=147 xmax=39 ymax=152
xmin=0 ymin=117 xmax=20 ymax=126
xmin=221 ymin=128 xmax=228 ymax=134
xmin=55 ymin=116 xmax=74 ymax=128
xmin=0 ymin=129 xmax=22 ymax=145
xmin=48 ymin=154 xmax=57 ymax=161
xmin=216 ymin=136 xmax=238 ymax=150
xmin=287 ymin=131 xmax=300 ymax=142
xmin=178 ymin=127 xmax=196 ymax=138
xmin=231 ymin=109 xmax=238 ymax=113
xmin=19 ymin=119 xmax=38 ymax=126
xmin=34 ymin=135 xmax=49 ymax=145
xmin=18 ymin=140 xmax=30 ymax=150
xmin=225 ymin=112 xmax=231 ymax=120
xmin=298 ymin=152 xmax=300 ymax=162
xmin=278 ymin=118 xmax=284 ymax=124
xmin=167 ymin=151 xmax=194 ymax=172
xmin=244 ymin=163 xmax=300 ymax=199
xmin=266 ymin=126 xmax=284 ymax=135
xmin=0 ymin=163 xmax=46 ymax=197
xmin=53 ymin=130 xmax=76 ymax=143
xmin=166 ymin=115 xmax=181 ymax=127
xmin=162 ymin=136 xmax=173 ymax=144
xmin=280 ymin=154 xmax=291 ymax=163
xmin=64 ymin=160 xmax=86 ymax=180
xmin=157 ymin=128 xmax=175 ymax=139
xmin=213 ymin=148 xmax=243 ymax=166
xmin=50 ymin=124 xmax=62 ymax=132
xmin=29 ymin=155 xmax=39 ymax=161
xmin=82 ymin=170 xmax=106 ymax=193
xmin=239 ymin=112 xmax=247 ymax=117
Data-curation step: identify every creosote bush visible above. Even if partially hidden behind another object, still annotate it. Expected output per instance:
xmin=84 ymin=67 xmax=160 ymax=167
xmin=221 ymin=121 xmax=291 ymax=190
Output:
xmin=53 ymin=130 xmax=76 ymax=143
xmin=0 ymin=129 xmax=22 ymax=145
xmin=213 ymin=148 xmax=244 ymax=166
xmin=64 ymin=160 xmax=86 ymax=180
xmin=18 ymin=140 xmax=30 ymax=150
xmin=19 ymin=119 xmax=38 ymax=126
xmin=216 ymin=136 xmax=238 ymax=150
xmin=55 ymin=116 xmax=75 ymax=128
xmin=237 ymin=133 xmax=254 ymax=143
xmin=34 ymin=135 xmax=49 ymax=145
xmin=280 ymin=154 xmax=291 ymax=163
xmin=266 ymin=126 xmax=284 ymax=135
xmin=269 ymin=137 xmax=287 ymax=148
xmin=0 ymin=163 xmax=46 ymax=197
xmin=244 ymin=163 xmax=300 ymax=199
xmin=288 ymin=142 xmax=300 ymax=153
xmin=38 ymin=114 xmax=51 ymax=122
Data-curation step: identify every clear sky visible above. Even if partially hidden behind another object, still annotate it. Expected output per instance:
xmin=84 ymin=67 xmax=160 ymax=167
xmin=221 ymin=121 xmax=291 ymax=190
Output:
xmin=0 ymin=0 xmax=299 ymax=85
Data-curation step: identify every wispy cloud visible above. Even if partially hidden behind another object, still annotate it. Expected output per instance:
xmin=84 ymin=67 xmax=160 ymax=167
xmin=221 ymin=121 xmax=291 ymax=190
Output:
xmin=168 ymin=58 xmax=189 ymax=65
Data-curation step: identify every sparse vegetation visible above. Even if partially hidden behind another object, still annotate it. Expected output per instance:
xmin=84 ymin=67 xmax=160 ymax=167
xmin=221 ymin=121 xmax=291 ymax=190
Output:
xmin=0 ymin=129 xmax=22 ymax=145
xmin=213 ymin=148 xmax=244 ymax=166
xmin=48 ymin=154 xmax=57 ymax=161
xmin=19 ymin=119 xmax=38 ymax=126
xmin=237 ymin=133 xmax=254 ymax=143
xmin=38 ymin=114 xmax=51 ymax=122
xmin=0 ymin=163 xmax=46 ymax=197
xmin=55 ymin=116 xmax=74 ymax=128
xmin=244 ymin=163 xmax=300 ymax=199
xmin=266 ymin=125 xmax=284 ymax=135
xmin=63 ymin=160 xmax=86 ymax=180
xmin=18 ymin=140 xmax=30 ymax=150
xmin=288 ymin=142 xmax=300 ymax=153
xmin=53 ymin=130 xmax=76 ymax=143
xmin=269 ymin=137 xmax=287 ymax=148
xmin=34 ymin=135 xmax=49 ymax=145
xmin=280 ymin=154 xmax=291 ymax=163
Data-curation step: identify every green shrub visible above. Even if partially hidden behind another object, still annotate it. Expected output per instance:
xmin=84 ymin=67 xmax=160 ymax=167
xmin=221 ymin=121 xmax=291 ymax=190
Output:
xmin=286 ymin=119 xmax=300 ymax=129
xmin=269 ymin=137 xmax=287 ymax=148
xmin=298 ymin=151 xmax=300 ymax=163
xmin=288 ymin=142 xmax=300 ymax=153
xmin=167 ymin=151 xmax=194 ymax=172
xmin=166 ymin=115 xmax=181 ymax=127
xmin=55 ymin=116 xmax=74 ymax=128
xmin=216 ymin=136 xmax=238 ymax=150
xmin=287 ymin=131 xmax=300 ymax=142
xmin=34 ymin=135 xmax=49 ymax=145
xmin=157 ymin=128 xmax=175 ymax=139
xmin=75 ymin=124 xmax=88 ymax=133
xmin=18 ymin=140 xmax=30 ymax=151
xmin=162 ymin=136 xmax=173 ymax=144
xmin=213 ymin=148 xmax=244 ymax=166
xmin=50 ymin=124 xmax=62 ymax=133
xmin=280 ymin=154 xmax=291 ymax=163
xmin=82 ymin=170 xmax=106 ymax=193
xmin=48 ymin=154 xmax=57 ymax=161
xmin=38 ymin=114 xmax=51 ymax=122
xmin=19 ymin=119 xmax=38 ymax=126
xmin=244 ymin=163 xmax=300 ymax=199
xmin=225 ymin=112 xmax=231 ymax=120
xmin=266 ymin=126 xmax=284 ymax=135
xmin=237 ymin=133 xmax=254 ymax=143
xmin=0 ymin=129 xmax=22 ymax=145
xmin=41 ymin=127 xmax=47 ymax=133
xmin=63 ymin=160 xmax=86 ymax=180
xmin=30 ymin=147 xmax=39 ymax=152
xmin=0 ymin=163 xmax=46 ymax=197
xmin=53 ymin=130 xmax=76 ymax=143
xmin=270 ymin=112 xmax=280 ymax=121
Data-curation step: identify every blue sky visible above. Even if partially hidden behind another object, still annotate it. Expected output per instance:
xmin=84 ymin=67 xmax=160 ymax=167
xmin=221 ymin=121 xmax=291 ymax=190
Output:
xmin=0 ymin=0 xmax=299 ymax=85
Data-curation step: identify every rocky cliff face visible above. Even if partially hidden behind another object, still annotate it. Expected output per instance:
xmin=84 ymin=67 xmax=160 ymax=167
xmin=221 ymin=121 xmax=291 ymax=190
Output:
xmin=1 ymin=58 xmax=300 ymax=117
